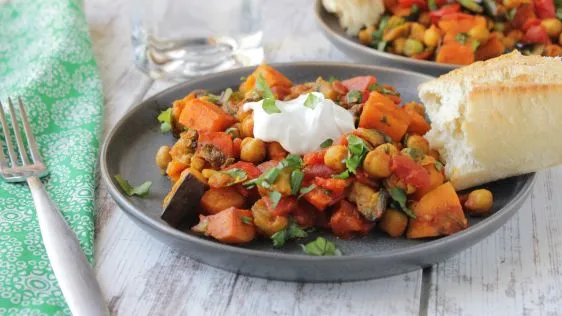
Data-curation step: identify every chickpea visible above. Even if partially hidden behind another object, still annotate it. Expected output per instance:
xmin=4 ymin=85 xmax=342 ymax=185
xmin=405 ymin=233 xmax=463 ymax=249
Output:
xmin=363 ymin=151 xmax=391 ymax=178
xmin=464 ymin=189 xmax=493 ymax=215
xmin=392 ymin=37 xmax=407 ymax=55
xmin=155 ymin=145 xmax=172 ymax=171
xmin=379 ymin=208 xmax=408 ymax=237
xmin=541 ymin=19 xmax=562 ymax=38
xmin=468 ymin=24 xmax=490 ymax=44
xmin=403 ymin=101 xmax=425 ymax=115
xmin=383 ymin=24 xmax=410 ymax=42
xmin=406 ymin=135 xmax=430 ymax=153
xmin=544 ymin=44 xmax=562 ymax=57
xmin=358 ymin=27 xmax=374 ymax=45
xmin=507 ymin=30 xmax=523 ymax=42
xmin=324 ymin=145 xmax=348 ymax=172
xmin=240 ymin=137 xmax=266 ymax=163
xmin=251 ymin=199 xmax=289 ymax=236
xmin=267 ymin=141 xmax=287 ymax=160
xmin=404 ymin=39 xmax=424 ymax=57
xmin=410 ymin=23 xmax=427 ymax=42
xmin=190 ymin=155 xmax=206 ymax=171
xmin=240 ymin=116 xmax=254 ymax=138
xmin=418 ymin=12 xmax=431 ymax=28
xmin=423 ymin=25 xmax=441 ymax=48
xmin=374 ymin=143 xmax=399 ymax=156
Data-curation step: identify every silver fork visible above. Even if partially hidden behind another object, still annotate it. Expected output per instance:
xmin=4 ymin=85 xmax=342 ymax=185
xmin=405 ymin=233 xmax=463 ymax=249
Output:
xmin=0 ymin=97 xmax=109 ymax=316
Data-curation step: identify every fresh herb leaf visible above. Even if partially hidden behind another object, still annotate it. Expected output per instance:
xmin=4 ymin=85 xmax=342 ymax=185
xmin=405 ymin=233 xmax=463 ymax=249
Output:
xmin=256 ymin=74 xmax=275 ymax=100
xmin=388 ymin=187 xmax=416 ymax=219
xmin=378 ymin=15 xmax=390 ymax=31
xmin=290 ymin=170 xmax=305 ymax=195
xmin=243 ymin=177 xmax=259 ymax=188
xmin=368 ymin=83 xmax=400 ymax=96
xmin=557 ymin=7 xmax=562 ymax=20
xmin=506 ymin=8 xmax=517 ymax=20
xmin=157 ymin=108 xmax=173 ymax=133
xmin=471 ymin=40 xmax=481 ymax=52
xmin=221 ymin=88 xmax=233 ymax=104
xmin=262 ymin=98 xmax=281 ymax=114
xmin=333 ymin=170 xmax=350 ymax=179
xmin=271 ymin=219 xmax=308 ymax=248
xmin=406 ymin=4 xmax=420 ymax=21
xmin=435 ymin=161 xmax=444 ymax=172
xmin=262 ymin=167 xmax=281 ymax=185
xmin=377 ymin=41 xmax=388 ymax=52
xmin=115 ymin=175 xmax=152 ymax=198
xmin=225 ymin=127 xmax=240 ymax=138
xmin=402 ymin=148 xmax=424 ymax=162
xmin=300 ymin=237 xmax=342 ymax=256
xmin=280 ymin=154 xmax=303 ymax=169
xmin=221 ymin=168 xmax=248 ymax=185
xmin=327 ymin=75 xmax=338 ymax=83
xmin=320 ymin=138 xmax=333 ymax=149
xmin=268 ymin=191 xmax=282 ymax=209
xmin=343 ymin=134 xmax=368 ymax=175
xmin=304 ymin=93 xmax=320 ymax=109
xmin=298 ymin=184 xmax=316 ymax=198
xmin=346 ymin=90 xmax=363 ymax=103
xmin=428 ymin=0 xmax=437 ymax=11
xmin=455 ymin=32 xmax=469 ymax=45
xmin=206 ymin=94 xmax=221 ymax=103
xmin=241 ymin=216 xmax=253 ymax=225
xmin=240 ymin=76 xmax=247 ymax=82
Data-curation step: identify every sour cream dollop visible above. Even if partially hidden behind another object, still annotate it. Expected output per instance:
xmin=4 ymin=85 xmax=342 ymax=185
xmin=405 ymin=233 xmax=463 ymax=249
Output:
xmin=242 ymin=92 xmax=355 ymax=154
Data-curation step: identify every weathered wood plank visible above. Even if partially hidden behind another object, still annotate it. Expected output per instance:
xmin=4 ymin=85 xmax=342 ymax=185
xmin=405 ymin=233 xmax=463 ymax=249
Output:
xmin=427 ymin=168 xmax=562 ymax=315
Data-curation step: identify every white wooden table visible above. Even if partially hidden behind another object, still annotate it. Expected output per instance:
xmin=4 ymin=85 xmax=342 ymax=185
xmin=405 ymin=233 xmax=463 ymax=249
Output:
xmin=86 ymin=0 xmax=562 ymax=314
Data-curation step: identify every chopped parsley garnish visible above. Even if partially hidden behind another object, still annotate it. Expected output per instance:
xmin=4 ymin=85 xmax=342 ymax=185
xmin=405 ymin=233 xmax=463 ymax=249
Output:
xmin=304 ymin=93 xmax=320 ymax=109
xmin=268 ymin=191 xmax=282 ymax=209
xmin=388 ymin=187 xmax=416 ymax=219
xmin=333 ymin=170 xmax=350 ymax=179
xmin=455 ymin=32 xmax=469 ymax=45
xmin=280 ymin=154 xmax=304 ymax=169
xmin=344 ymin=134 xmax=369 ymax=175
xmin=290 ymin=170 xmax=305 ymax=195
xmin=471 ymin=40 xmax=481 ymax=52
xmin=557 ymin=7 xmax=562 ymax=20
xmin=428 ymin=0 xmax=437 ymax=11
xmin=435 ymin=161 xmax=444 ymax=172
xmin=298 ymin=184 xmax=316 ymax=198
xmin=114 ymin=175 xmax=152 ymax=198
xmin=157 ymin=108 xmax=172 ymax=133
xmin=402 ymin=148 xmax=424 ymax=162
xmin=262 ymin=98 xmax=281 ymax=114
xmin=346 ymin=90 xmax=363 ymax=103
xmin=377 ymin=41 xmax=388 ymax=52
xmin=221 ymin=168 xmax=248 ymax=185
xmin=320 ymin=138 xmax=333 ymax=149
xmin=368 ymin=83 xmax=400 ymax=96
xmin=241 ymin=216 xmax=253 ymax=225
xmin=271 ymin=219 xmax=308 ymax=248
xmin=327 ymin=75 xmax=338 ymax=83
xmin=301 ymin=237 xmax=342 ymax=256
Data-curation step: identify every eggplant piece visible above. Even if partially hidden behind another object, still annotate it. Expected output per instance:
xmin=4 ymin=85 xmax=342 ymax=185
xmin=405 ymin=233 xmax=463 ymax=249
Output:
xmin=161 ymin=169 xmax=209 ymax=227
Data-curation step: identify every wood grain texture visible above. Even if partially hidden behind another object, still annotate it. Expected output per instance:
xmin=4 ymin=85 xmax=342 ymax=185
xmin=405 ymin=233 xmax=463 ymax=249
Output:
xmin=427 ymin=168 xmax=562 ymax=316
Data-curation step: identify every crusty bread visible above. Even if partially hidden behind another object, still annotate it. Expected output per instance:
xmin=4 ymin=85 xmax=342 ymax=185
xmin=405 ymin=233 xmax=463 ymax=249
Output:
xmin=322 ymin=0 xmax=385 ymax=36
xmin=419 ymin=51 xmax=562 ymax=190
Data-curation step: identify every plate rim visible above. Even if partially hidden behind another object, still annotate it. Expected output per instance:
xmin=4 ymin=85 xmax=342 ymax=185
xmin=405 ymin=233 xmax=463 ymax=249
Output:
xmin=100 ymin=61 xmax=535 ymax=262
xmin=314 ymin=0 xmax=460 ymax=71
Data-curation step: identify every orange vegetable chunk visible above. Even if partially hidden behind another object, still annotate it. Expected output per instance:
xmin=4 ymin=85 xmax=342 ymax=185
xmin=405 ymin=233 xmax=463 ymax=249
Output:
xmin=359 ymin=92 xmax=410 ymax=142
xmin=239 ymin=64 xmax=293 ymax=96
xmin=178 ymin=98 xmax=235 ymax=132
xmin=475 ymin=35 xmax=505 ymax=61
xmin=194 ymin=207 xmax=256 ymax=244
xmin=436 ymin=42 xmax=475 ymax=65
xmin=407 ymin=182 xmax=468 ymax=239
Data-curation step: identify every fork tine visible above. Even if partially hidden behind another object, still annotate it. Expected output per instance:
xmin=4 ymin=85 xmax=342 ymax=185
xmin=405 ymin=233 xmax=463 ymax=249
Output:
xmin=17 ymin=97 xmax=42 ymax=164
xmin=0 ymin=100 xmax=19 ymax=166
xmin=8 ymin=97 xmax=30 ymax=165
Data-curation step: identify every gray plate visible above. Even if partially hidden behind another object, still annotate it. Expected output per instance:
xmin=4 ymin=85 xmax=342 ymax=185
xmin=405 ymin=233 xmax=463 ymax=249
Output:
xmin=100 ymin=62 xmax=535 ymax=282
xmin=315 ymin=0 xmax=457 ymax=76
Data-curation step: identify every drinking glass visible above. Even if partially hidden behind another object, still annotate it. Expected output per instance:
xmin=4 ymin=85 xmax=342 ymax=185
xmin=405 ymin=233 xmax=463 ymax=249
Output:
xmin=131 ymin=0 xmax=264 ymax=80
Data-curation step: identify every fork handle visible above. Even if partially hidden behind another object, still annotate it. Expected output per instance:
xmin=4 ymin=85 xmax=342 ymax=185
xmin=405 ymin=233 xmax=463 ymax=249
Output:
xmin=28 ymin=177 xmax=109 ymax=316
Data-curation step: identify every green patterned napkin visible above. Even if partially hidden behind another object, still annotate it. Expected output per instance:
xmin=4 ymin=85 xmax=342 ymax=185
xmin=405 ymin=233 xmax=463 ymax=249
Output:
xmin=0 ymin=0 xmax=103 ymax=315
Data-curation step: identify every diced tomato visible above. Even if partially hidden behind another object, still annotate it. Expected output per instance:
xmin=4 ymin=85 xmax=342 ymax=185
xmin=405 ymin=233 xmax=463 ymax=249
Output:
xmin=293 ymin=200 xmax=318 ymax=228
xmin=257 ymin=160 xmax=280 ymax=173
xmin=398 ymin=0 xmax=428 ymax=10
xmin=225 ymin=161 xmax=261 ymax=179
xmin=303 ymin=164 xmax=335 ymax=181
xmin=391 ymin=155 xmax=430 ymax=190
xmin=512 ymin=4 xmax=537 ymax=30
xmin=233 ymin=138 xmax=242 ymax=158
xmin=522 ymin=18 xmax=541 ymax=32
xmin=271 ymin=85 xmax=292 ymax=100
xmin=197 ymin=131 xmax=234 ymax=158
xmin=534 ymin=0 xmax=556 ymax=19
xmin=264 ymin=195 xmax=298 ymax=217
xmin=341 ymin=76 xmax=377 ymax=93
xmin=329 ymin=200 xmax=373 ymax=239
xmin=313 ymin=177 xmax=352 ymax=196
xmin=303 ymin=150 xmax=326 ymax=165
xmin=302 ymin=186 xmax=343 ymax=211
xmin=429 ymin=3 xmax=461 ymax=24
xmin=354 ymin=170 xmax=379 ymax=188
xmin=523 ymin=25 xmax=552 ymax=44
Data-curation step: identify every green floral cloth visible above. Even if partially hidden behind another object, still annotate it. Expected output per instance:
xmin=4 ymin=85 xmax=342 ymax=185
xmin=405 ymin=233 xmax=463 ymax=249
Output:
xmin=0 ymin=0 xmax=102 ymax=315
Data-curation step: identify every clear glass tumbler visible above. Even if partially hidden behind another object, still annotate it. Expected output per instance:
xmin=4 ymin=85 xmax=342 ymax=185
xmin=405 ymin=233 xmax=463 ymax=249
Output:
xmin=131 ymin=0 xmax=264 ymax=80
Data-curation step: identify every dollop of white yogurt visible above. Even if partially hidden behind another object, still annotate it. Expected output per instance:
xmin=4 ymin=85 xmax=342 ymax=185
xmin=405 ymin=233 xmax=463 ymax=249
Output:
xmin=242 ymin=92 xmax=355 ymax=154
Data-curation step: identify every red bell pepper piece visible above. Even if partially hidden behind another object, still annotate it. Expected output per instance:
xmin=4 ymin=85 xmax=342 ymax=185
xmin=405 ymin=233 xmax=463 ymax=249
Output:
xmin=534 ymin=0 xmax=556 ymax=19
xmin=313 ymin=177 xmax=352 ymax=196
xmin=398 ymin=0 xmax=429 ymax=10
xmin=225 ymin=161 xmax=262 ymax=179
xmin=264 ymin=195 xmax=298 ymax=217
xmin=340 ymin=76 xmax=377 ymax=93
xmin=329 ymin=200 xmax=373 ymax=239
xmin=303 ymin=164 xmax=335 ymax=181
xmin=391 ymin=155 xmax=430 ymax=190
xmin=257 ymin=160 xmax=280 ymax=173
xmin=303 ymin=150 xmax=327 ymax=165
xmin=429 ymin=3 xmax=461 ymax=24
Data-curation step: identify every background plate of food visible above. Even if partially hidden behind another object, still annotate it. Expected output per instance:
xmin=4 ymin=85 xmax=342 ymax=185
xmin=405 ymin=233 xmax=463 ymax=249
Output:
xmin=316 ymin=0 xmax=562 ymax=76
xmin=100 ymin=58 xmax=544 ymax=281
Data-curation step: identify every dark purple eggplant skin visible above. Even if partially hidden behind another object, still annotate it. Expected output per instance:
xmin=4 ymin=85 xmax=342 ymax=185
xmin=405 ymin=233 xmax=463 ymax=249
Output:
xmin=161 ymin=171 xmax=208 ymax=228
